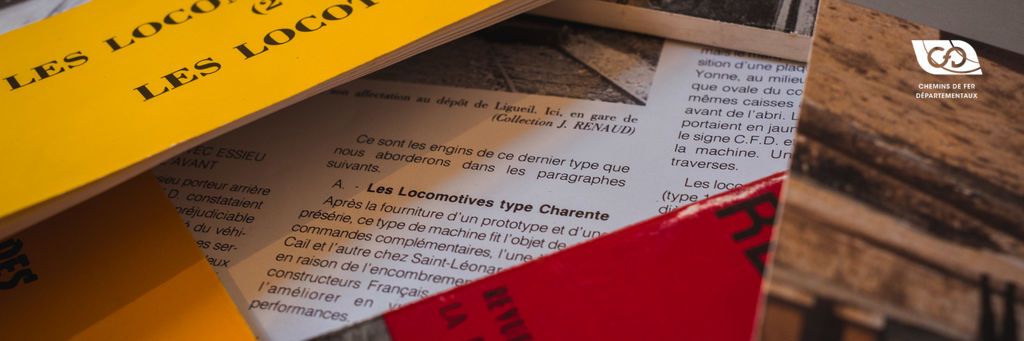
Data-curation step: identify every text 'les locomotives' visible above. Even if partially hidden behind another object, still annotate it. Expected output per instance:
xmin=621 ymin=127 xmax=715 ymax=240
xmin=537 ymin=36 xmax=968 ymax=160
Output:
xmin=5 ymin=0 xmax=241 ymax=92
xmin=136 ymin=0 xmax=380 ymax=101
xmin=2 ymin=0 xmax=381 ymax=103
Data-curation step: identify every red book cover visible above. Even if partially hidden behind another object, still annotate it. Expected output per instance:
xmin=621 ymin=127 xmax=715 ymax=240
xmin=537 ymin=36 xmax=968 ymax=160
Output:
xmin=312 ymin=172 xmax=784 ymax=341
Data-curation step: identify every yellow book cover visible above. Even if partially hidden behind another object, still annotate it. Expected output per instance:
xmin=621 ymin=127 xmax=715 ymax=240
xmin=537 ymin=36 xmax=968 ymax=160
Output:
xmin=0 ymin=173 xmax=253 ymax=340
xmin=0 ymin=0 xmax=543 ymax=236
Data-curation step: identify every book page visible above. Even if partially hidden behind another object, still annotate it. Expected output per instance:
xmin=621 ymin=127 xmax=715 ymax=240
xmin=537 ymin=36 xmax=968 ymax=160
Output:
xmin=154 ymin=16 xmax=806 ymax=340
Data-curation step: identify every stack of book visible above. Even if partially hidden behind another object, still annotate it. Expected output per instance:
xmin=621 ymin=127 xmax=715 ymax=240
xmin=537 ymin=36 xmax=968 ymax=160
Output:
xmin=1 ymin=0 xmax=1021 ymax=340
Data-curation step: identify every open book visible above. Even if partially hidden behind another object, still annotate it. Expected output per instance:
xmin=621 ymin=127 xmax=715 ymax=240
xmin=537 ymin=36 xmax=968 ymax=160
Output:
xmin=151 ymin=11 xmax=808 ymax=340
xmin=2 ymin=0 xmax=814 ymax=340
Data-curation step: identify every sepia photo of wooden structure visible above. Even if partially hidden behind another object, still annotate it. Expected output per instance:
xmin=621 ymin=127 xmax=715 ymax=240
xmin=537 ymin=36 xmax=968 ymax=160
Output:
xmin=758 ymin=0 xmax=1024 ymax=340
xmin=532 ymin=0 xmax=817 ymax=62
xmin=602 ymin=0 xmax=818 ymax=35
xmin=370 ymin=16 xmax=662 ymax=106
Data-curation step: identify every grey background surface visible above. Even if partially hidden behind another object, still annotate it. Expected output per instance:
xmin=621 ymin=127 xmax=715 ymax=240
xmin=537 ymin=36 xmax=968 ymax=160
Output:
xmin=850 ymin=0 xmax=1024 ymax=55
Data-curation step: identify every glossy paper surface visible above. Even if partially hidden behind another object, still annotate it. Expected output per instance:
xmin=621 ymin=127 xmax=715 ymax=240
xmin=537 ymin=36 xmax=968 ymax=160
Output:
xmin=318 ymin=172 xmax=784 ymax=340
